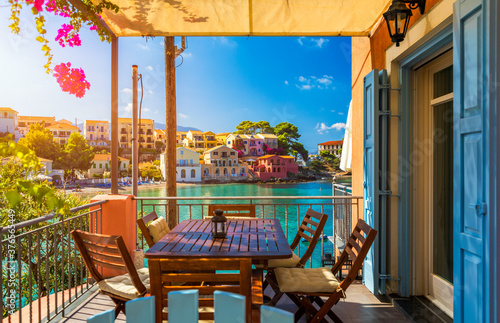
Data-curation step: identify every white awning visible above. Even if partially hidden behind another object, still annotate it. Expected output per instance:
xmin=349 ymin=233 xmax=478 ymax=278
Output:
xmin=96 ymin=0 xmax=391 ymax=37
xmin=340 ymin=100 xmax=352 ymax=172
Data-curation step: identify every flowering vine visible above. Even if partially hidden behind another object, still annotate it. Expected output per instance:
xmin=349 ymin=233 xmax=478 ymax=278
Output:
xmin=8 ymin=0 xmax=119 ymax=98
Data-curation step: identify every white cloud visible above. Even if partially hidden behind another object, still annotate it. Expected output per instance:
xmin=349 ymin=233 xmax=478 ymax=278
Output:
xmin=136 ymin=43 xmax=150 ymax=51
xmin=124 ymin=103 xmax=132 ymax=113
xmin=178 ymin=113 xmax=189 ymax=119
xmin=143 ymin=108 xmax=150 ymax=112
xmin=284 ymin=80 xmax=289 ymax=85
xmin=295 ymin=75 xmax=334 ymax=90
xmin=122 ymin=88 xmax=132 ymax=94
xmin=338 ymin=112 xmax=345 ymax=115
xmin=297 ymin=37 xmax=329 ymax=48
xmin=146 ymin=65 xmax=153 ymax=71
xmin=182 ymin=52 xmax=193 ymax=58
xmin=154 ymin=110 xmax=159 ymax=114
xmin=215 ymin=37 xmax=237 ymax=47
xmin=330 ymin=109 xmax=335 ymax=113
xmin=311 ymin=38 xmax=329 ymax=48
xmin=315 ymin=122 xmax=346 ymax=134
xmin=148 ymin=90 xmax=154 ymax=95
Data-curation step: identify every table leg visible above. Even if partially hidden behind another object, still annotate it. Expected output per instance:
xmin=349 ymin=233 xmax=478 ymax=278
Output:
xmin=148 ymin=260 xmax=162 ymax=323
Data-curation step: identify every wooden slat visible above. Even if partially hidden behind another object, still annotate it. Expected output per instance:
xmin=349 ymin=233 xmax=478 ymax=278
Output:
xmin=87 ymin=249 xmax=124 ymax=264
xmin=352 ymin=229 xmax=366 ymax=244
xmin=356 ymin=220 xmax=372 ymax=234
xmin=348 ymin=237 xmax=362 ymax=253
xmin=91 ymin=257 xmax=127 ymax=271
xmin=82 ymin=241 xmax=120 ymax=255
xmin=160 ymin=273 xmax=240 ymax=283
xmin=159 ymin=259 xmax=242 ymax=271
xmin=252 ymin=269 xmax=264 ymax=306
xmin=345 ymin=245 xmax=358 ymax=262
xmin=266 ymin=234 xmax=278 ymax=252
xmin=301 ymin=225 xmax=315 ymax=235
xmin=298 ymin=231 xmax=312 ymax=242
xmin=78 ymin=231 xmax=119 ymax=245
xmin=303 ymin=217 xmax=320 ymax=228
xmin=305 ymin=209 xmax=323 ymax=221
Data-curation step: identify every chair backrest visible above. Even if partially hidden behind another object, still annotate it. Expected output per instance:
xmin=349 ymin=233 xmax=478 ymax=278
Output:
xmin=137 ymin=211 xmax=159 ymax=248
xmin=71 ymin=230 xmax=147 ymax=296
xmin=87 ymin=309 xmax=114 ymax=323
xmin=207 ymin=204 xmax=256 ymax=218
xmin=260 ymin=305 xmax=294 ymax=323
xmin=152 ymin=258 xmax=252 ymax=322
xmin=289 ymin=208 xmax=329 ymax=267
xmin=332 ymin=219 xmax=377 ymax=291
xmin=125 ymin=296 xmax=155 ymax=323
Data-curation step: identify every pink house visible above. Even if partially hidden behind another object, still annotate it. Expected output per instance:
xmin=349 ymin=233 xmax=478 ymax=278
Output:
xmin=251 ymin=155 xmax=299 ymax=180
xmin=226 ymin=134 xmax=264 ymax=157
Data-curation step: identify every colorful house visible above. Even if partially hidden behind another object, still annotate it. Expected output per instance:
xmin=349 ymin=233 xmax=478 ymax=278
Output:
xmin=225 ymin=134 xmax=264 ymax=157
xmin=202 ymin=145 xmax=248 ymax=179
xmin=118 ymin=118 xmax=154 ymax=149
xmin=17 ymin=115 xmax=55 ymax=138
xmin=87 ymin=154 xmax=129 ymax=178
xmin=251 ymin=155 xmax=298 ymax=180
xmin=46 ymin=121 xmax=80 ymax=145
xmin=84 ymin=120 xmax=110 ymax=147
xmin=0 ymin=107 xmax=18 ymax=138
xmin=185 ymin=130 xmax=204 ymax=149
xmin=256 ymin=133 xmax=278 ymax=150
xmin=348 ymin=0 xmax=500 ymax=321
xmin=216 ymin=132 xmax=231 ymax=145
xmin=154 ymin=129 xmax=166 ymax=147
xmin=318 ymin=140 xmax=343 ymax=157
xmin=176 ymin=131 xmax=187 ymax=145
xmin=202 ymin=131 xmax=217 ymax=149
xmin=160 ymin=147 xmax=201 ymax=182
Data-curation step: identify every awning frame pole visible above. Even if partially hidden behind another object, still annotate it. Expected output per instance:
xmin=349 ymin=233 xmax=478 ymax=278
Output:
xmin=111 ymin=37 xmax=119 ymax=194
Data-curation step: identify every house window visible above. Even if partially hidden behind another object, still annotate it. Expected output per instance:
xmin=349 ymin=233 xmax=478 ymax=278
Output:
xmin=93 ymin=164 xmax=96 ymax=168
xmin=258 ymin=141 xmax=261 ymax=144
xmin=99 ymin=163 xmax=102 ymax=168
xmin=180 ymin=150 xmax=184 ymax=155
xmin=190 ymin=159 xmax=193 ymax=165
xmin=258 ymin=149 xmax=261 ymax=152
xmin=191 ymin=169 xmax=195 ymax=178
xmin=181 ymin=169 xmax=186 ymax=178
xmin=230 ymin=152 xmax=235 ymax=155
xmin=227 ymin=140 xmax=231 ymax=145
xmin=213 ymin=152 xmax=218 ymax=156
xmin=243 ymin=141 xmax=247 ymax=144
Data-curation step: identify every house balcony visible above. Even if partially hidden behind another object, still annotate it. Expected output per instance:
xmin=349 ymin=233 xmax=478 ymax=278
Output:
xmin=3 ymin=194 xmax=412 ymax=323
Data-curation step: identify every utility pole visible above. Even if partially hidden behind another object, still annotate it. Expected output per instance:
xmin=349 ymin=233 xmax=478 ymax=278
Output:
xmin=164 ymin=36 xmax=185 ymax=229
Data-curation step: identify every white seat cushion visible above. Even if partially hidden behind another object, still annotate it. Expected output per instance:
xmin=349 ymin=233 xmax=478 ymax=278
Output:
xmin=98 ymin=267 xmax=150 ymax=299
xmin=274 ymin=267 xmax=340 ymax=293
xmin=255 ymin=252 xmax=302 ymax=269
xmin=148 ymin=217 xmax=170 ymax=243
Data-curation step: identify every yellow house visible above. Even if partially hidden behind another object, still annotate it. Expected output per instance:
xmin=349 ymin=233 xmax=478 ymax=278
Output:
xmin=118 ymin=118 xmax=154 ymax=149
xmin=17 ymin=115 xmax=55 ymax=137
xmin=154 ymin=129 xmax=166 ymax=147
xmin=216 ymin=132 xmax=230 ymax=145
xmin=46 ymin=122 xmax=80 ymax=145
xmin=202 ymin=131 xmax=216 ymax=149
xmin=202 ymin=145 xmax=248 ymax=179
xmin=176 ymin=131 xmax=187 ymax=145
xmin=186 ymin=130 xmax=204 ymax=149
xmin=160 ymin=147 xmax=201 ymax=182
xmin=84 ymin=120 xmax=110 ymax=147
xmin=256 ymin=133 xmax=278 ymax=149
xmin=88 ymin=154 xmax=129 ymax=177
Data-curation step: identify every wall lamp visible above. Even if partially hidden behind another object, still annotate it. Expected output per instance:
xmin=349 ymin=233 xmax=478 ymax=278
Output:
xmin=383 ymin=0 xmax=426 ymax=47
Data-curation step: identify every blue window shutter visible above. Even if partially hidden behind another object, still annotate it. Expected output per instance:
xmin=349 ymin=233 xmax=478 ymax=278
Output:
xmin=363 ymin=69 xmax=388 ymax=295
xmin=453 ymin=0 xmax=491 ymax=321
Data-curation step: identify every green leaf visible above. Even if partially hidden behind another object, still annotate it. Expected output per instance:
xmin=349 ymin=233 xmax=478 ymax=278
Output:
xmin=5 ymin=189 xmax=22 ymax=208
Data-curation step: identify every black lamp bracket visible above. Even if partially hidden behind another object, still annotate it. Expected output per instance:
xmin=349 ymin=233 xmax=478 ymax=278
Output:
xmin=401 ymin=0 xmax=426 ymax=15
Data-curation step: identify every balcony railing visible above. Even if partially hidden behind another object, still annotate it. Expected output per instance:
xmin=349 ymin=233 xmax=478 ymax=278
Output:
xmin=134 ymin=195 xmax=362 ymax=268
xmin=1 ymin=200 xmax=107 ymax=322
xmin=331 ymin=184 xmax=353 ymax=255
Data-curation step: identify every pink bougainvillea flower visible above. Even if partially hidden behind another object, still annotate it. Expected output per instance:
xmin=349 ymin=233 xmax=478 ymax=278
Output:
xmin=45 ymin=0 xmax=71 ymax=17
xmin=53 ymin=62 xmax=91 ymax=98
xmin=26 ymin=0 xmax=45 ymax=12
xmin=55 ymin=24 xmax=81 ymax=47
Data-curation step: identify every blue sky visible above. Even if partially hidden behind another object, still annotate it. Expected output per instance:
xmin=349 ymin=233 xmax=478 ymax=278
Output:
xmin=0 ymin=7 xmax=351 ymax=153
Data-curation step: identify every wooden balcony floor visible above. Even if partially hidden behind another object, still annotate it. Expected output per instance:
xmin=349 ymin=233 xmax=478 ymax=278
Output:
xmin=61 ymin=280 xmax=409 ymax=322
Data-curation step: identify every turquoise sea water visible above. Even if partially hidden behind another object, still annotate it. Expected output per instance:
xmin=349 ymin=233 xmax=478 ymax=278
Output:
xmin=135 ymin=180 xmax=337 ymax=268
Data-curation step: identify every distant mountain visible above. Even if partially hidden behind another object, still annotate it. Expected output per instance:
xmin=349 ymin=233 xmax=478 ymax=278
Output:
xmin=155 ymin=123 xmax=202 ymax=132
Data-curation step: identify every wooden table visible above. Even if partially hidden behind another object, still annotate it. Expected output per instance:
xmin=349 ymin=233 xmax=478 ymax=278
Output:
xmin=145 ymin=218 xmax=292 ymax=263
xmin=145 ymin=219 xmax=292 ymax=322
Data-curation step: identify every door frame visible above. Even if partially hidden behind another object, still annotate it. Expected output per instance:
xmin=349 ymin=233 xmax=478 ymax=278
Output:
xmin=397 ymin=24 xmax=453 ymax=297
xmin=412 ymin=50 xmax=454 ymax=317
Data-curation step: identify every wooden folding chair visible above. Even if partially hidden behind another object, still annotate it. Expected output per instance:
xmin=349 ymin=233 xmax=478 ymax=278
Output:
xmin=207 ymin=204 xmax=256 ymax=218
xmin=148 ymin=258 xmax=263 ymax=323
xmin=71 ymin=230 xmax=149 ymax=318
xmin=137 ymin=211 xmax=169 ymax=248
xmin=263 ymin=208 xmax=328 ymax=305
xmin=270 ymin=219 xmax=377 ymax=322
